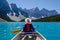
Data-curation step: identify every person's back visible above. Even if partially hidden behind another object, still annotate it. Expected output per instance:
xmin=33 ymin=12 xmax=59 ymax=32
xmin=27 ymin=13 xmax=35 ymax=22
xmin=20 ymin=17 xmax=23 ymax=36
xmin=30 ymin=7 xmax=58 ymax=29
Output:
xmin=23 ymin=18 xmax=35 ymax=34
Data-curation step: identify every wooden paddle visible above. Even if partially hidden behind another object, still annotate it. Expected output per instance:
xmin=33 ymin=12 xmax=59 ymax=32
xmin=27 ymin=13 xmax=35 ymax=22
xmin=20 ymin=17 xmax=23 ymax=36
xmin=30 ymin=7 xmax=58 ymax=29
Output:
xmin=12 ymin=30 xmax=21 ymax=34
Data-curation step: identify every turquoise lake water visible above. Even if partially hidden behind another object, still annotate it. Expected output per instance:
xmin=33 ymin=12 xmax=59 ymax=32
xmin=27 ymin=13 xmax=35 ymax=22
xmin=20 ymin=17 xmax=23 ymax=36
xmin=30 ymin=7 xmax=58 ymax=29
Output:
xmin=0 ymin=22 xmax=60 ymax=40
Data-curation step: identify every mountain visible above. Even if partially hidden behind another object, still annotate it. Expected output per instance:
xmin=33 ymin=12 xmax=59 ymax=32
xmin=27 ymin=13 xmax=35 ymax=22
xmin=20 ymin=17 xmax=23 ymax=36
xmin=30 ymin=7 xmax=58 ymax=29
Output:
xmin=10 ymin=4 xmax=19 ymax=16
xmin=18 ymin=8 xmax=29 ymax=17
xmin=0 ymin=1 xmax=28 ymax=21
xmin=30 ymin=7 xmax=41 ymax=18
xmin=24 ymin=7 xmax=41 ymax=18
xmin=32 ymin=14 xmax=60 ymax=22
xmin=7 ymin=12 xmax=26 ymax=22
xmin=0 ymin=0 xmax=11 ymax=16
xmin=7 ymin=4 xmax=29 ymax=21
xmin=24 ymin=8 xmax=58 ymax=18
xmin=0 ymin=0 xmax=12 ymax=21
xmin=40 ymin=8 xmax=58 ymax=17
xmin=0 ymin=0 xmax=59 ymax=22
xmin=10 ymin=3 xmax=29 ymax=17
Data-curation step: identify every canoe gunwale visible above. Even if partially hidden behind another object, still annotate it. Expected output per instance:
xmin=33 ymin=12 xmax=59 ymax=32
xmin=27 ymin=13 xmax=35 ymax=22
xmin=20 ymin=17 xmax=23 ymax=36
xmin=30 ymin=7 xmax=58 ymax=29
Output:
xmin=11 ymin=31 xmax=46 ymax=40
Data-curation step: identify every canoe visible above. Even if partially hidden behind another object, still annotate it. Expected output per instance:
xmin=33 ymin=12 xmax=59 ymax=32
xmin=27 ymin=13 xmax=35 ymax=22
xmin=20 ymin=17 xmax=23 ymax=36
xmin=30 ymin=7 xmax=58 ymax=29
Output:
xmin=11 ymin=31 xmax=46 ymax=40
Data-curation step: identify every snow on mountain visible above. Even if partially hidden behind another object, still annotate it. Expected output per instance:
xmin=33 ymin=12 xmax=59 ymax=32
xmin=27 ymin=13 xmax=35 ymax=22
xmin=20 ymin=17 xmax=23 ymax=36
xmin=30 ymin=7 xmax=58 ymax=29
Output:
xmin=29 ymin=16 xmax=38 ymax=20
xmin=30 ymin=17 xmax=38 ymax=20
xmin=7 ymin=12 xmax=26 ymax=21
xmin=41 ymin=16 xmax=45 ymax=18
xmin=9 ymin=4 xmax=12 ymax=10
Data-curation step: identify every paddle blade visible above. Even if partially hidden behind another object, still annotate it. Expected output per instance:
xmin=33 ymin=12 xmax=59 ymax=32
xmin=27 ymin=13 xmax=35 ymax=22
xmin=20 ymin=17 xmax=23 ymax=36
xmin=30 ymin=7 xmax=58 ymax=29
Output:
xmin=12 ymin=30 xmax=21 ymax=34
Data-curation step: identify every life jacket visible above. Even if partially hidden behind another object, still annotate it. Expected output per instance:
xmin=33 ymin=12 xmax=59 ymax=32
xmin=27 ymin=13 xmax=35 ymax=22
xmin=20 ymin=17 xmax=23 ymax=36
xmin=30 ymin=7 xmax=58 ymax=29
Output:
xmin=23 ymin=22 xmax=35 ymax=32
xmin=25 ymin=22 xmax=31 ymax=32
xmin=25 ymin=24 xmax=31 ymax=32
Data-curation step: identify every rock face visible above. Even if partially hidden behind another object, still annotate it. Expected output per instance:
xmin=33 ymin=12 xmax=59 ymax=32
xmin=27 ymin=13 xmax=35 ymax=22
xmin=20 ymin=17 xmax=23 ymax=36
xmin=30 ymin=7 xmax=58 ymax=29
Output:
xmin=10 ymin=4 xmax=19 ymax=16
xmin=24 ymin=8 xmax=58 ymax=18
xmin=0 ymin=18 xmax=7 ymax=22
xmin=7 ymin=12 xmax=26 ymax=22
xmin=0 ymin=0 xmax=11 ymax=16
xmin=40 ymin=8 xmax=58 ymax=17
xmin=18 ymin=8 xmax=29 ymax=18
xmin=0 ymin=0 xmax=28 ymax=21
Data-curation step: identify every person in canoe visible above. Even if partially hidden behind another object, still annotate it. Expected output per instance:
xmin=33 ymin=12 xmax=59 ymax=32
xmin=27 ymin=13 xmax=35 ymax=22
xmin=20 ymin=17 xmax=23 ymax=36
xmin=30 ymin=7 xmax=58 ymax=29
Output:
xmin=23 ymin=18 xmax=35 ymax=34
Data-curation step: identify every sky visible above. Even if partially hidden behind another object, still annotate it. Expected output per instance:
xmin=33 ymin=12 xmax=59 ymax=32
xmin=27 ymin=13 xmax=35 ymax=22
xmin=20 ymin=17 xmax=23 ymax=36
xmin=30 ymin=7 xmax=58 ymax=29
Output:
xmin=7 ymin=0 xmax=60 ymax=13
